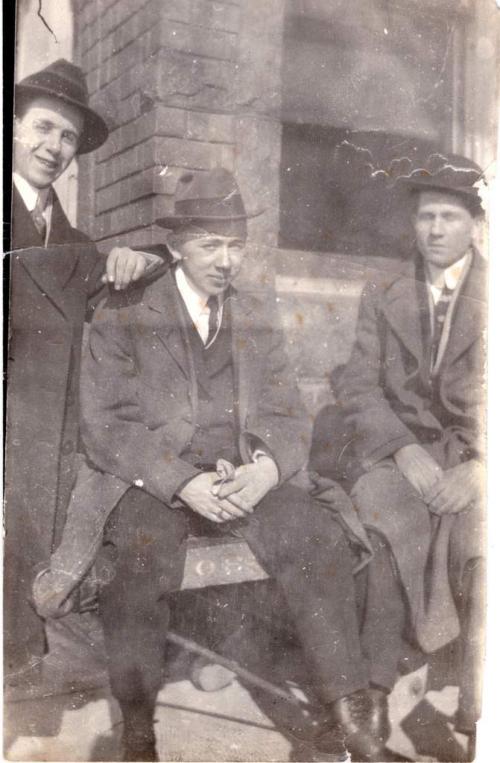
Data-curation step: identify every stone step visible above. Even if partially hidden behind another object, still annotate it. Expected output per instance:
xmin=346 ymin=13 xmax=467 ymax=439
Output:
xmin=181 ymin=535 xmax=268 ymax=590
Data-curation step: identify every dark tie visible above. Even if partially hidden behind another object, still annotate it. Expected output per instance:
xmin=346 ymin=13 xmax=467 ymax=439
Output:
xmin=205 ymin=295 xmax=220 ymax=346
xmin=31 ymin=194 xmax=47 ymax=241
xmin=431 ymin=284 xmax=453 ymax=367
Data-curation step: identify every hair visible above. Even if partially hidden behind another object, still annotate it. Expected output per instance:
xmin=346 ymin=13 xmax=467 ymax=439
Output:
xmin=411 ymin=187 xmax=484 ymax=219
xmin=166 ymin=227 xmax=210 ymax=260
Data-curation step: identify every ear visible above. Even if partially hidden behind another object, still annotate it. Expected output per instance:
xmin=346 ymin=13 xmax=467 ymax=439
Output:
xmin=471 ymin=214 xmax=485 ymax=248
xmin=168 ymin=246 xmax=182 ymax=261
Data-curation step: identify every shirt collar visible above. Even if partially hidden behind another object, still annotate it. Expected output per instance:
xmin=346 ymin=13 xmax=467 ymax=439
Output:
xmin=13 ymin=173 xmax=52 ymax=213
xmin=175 ymin=265 xmax=219 ymax=317
xmin=426 ymin=252 xmax=470 ymax=292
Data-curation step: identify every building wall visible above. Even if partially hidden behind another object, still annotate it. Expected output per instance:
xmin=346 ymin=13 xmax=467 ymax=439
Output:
xmin=74 ymin=0 xmax=284 ymax=254
xmin=72 ymin=0 xmax=498 ymax=412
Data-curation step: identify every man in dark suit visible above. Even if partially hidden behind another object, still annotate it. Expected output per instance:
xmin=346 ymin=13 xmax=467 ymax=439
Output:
xmin=65 ymin=168 xmax=407 ymax=761
xmin=339 ymin=154 xmax=486 ymax=741
xmin=4 ymin=59 xmax=163 ymax=686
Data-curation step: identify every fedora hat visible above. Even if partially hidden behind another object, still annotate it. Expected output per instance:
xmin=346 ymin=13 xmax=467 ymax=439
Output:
xmin=156 ymin=168 xmax=264 ymax=231
xmin=399 ymin=152 xmax=483 ymax=206
xmin=15 ymin=59 xmax=109 ymax=154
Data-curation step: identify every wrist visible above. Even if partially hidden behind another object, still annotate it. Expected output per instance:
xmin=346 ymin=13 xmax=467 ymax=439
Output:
xmin=255 ymin=455 xmax=279 ymax=488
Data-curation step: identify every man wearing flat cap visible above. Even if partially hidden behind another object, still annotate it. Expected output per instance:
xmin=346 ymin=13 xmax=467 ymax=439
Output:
xmin=39 ymin=167 xmax=408 ymax=761
xmin=4 ymin=59 xmax=164 ymax=686
xmin=339 ymin=153 xmax=487 ymax=742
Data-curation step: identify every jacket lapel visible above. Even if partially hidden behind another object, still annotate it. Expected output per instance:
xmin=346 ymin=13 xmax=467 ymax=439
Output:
xmin=443 ymin=251 xmax=487 ymax=367
xmin=47 ymin=192 xmax=81 ymax=288
xmin=382 ymin=260 xmax=428 ymax=364
xmin=11 ymin=186 xmax=44 ymax=249
xmin=12 ymin=187 xmax=82 ymax=321
xmin=229 ymin=290 xmax=257 ymax=433
xmin=146 ymin=268 xmax=193 ymax=380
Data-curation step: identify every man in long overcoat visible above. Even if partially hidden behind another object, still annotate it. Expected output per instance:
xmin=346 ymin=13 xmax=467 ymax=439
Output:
xmin=339 ymin=154 xmax=487 ymax=739
xmin=56 ymin=168 xmax=407 ymax=762
xmin=4 ymin=59 xmax=163 ymax=683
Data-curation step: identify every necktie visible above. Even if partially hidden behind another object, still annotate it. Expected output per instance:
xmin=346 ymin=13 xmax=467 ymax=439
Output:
xmin=431 ymin=284 xmax=453 ymax=367
xmin=31 ymin=194 xmax=47 ymax=241
xmin=205 ymin=296 xmax=220 ymax=347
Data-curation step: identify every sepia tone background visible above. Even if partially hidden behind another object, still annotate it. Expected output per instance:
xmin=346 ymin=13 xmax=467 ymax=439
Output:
xmin=7 ymin=1 xmax=499 ymax=761
xmin=15 ymin=0 xmax=499 ymax=417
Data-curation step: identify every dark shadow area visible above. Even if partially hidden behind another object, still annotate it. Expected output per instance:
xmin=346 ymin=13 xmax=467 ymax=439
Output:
xmin=401 ymin=699 xmax=471 ymax=762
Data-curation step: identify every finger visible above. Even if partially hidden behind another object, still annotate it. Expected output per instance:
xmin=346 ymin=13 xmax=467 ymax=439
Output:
xmin=130 ymin=256 xmax=146 ymax=282
xmin=423 ymin=481 xmax=445 ymax=504
xmin=120 ymin=254 xmax=143 ymax=287
xmin=225 ymin=492 xmax=253 ymax=514
xmin=219 ymin=509 xmax=237 ymax=521
xmin=105 ymin=249 xmax=119 ymax=285
xmin=215 ymin=499 xmax=247 ymax=519
xmin=217 ymin=476 xmax=246 ymax=499
xmin=206 ymin=511 xmax=224 ymax=523
xmin=114 ymin=253 xmax=130 ymax=290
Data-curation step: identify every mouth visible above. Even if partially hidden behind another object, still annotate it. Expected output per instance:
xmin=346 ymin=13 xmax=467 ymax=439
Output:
xmin=35 ymin=156 xmax=59 ymax=172
xmin=209 ymin=275 xmax=230 ymax=286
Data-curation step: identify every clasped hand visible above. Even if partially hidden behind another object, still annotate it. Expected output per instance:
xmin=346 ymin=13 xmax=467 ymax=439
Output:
xmin=394 ymin=444 xmax=483 ymax=515
xmin=178 ymin=458 xmax=279 ymax=523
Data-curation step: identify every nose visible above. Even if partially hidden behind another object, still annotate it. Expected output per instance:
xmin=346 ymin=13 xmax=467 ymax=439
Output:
xmin=430 ymin=216 xmax=444 ymax=237
xmin=215 ymin=246 xmax=231 ymax=270
xmin=45 ymin=129 xmax=62 ymax=155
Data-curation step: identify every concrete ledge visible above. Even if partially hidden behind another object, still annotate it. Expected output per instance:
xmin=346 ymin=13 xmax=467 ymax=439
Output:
xmin=181 ymin=536 xmax=268 ymax=590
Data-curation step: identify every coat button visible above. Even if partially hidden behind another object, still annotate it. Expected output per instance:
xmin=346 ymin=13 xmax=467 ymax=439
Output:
xmin=61 ymin=440 xmax=74 ymax=456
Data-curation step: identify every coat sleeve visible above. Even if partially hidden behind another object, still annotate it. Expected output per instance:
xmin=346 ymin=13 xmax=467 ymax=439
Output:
xmin=84 ymin=244 xmax=172 ymax=317
xmin=79 ymin=297 xmax=199 ymax=505
xmin=241 ymin=304 xmax=311 ymax=483
xmin=339 ymin=281 xmax=418 ymax=470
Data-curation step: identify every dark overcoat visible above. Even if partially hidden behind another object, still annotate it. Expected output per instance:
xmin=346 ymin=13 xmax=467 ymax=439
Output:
xmin=340 ymin=251 xmax=487 ymax=652
xmin=4 ymin=187 xmax=105 ymax=670
xmin=340 ymin=251 xmax=486 ymax=472
xmin=80 ymin=267 xmax=310 ymax=502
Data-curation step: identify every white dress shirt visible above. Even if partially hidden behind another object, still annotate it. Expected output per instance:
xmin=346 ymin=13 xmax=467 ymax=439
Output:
xmin=426 ymin=253 xmax=469 ymax=305
xmin=13 ymin=173 xmax=53 ymax=246
xmin=175 ymin=266 xmax=222 ymax=346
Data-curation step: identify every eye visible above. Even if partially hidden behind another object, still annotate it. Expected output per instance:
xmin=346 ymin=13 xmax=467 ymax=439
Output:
xmin=33 ymin=121 xmax=51 ymax=133
xmin=62 ymin=131 xmax=78 ymax=146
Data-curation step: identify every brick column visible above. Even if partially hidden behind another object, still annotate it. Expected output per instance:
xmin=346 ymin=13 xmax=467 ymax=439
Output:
xmin=74 ymin=0 xmax=286 ymax=252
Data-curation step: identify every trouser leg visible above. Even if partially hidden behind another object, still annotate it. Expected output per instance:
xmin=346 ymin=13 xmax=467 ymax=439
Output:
xmin=355 ymin=529 xmax=406 ymax=692
xmin=454 ymin=557 xmax=485 ymax=733
xmin=97 ymin=488 xmax=189 ymax=711
xmin=237 ymin=483 xmax=369 ymax=704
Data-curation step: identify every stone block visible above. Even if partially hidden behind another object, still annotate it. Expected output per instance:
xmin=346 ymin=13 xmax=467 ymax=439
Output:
xmin=186 ymin=111 xmax=234 ymax=143
xmin=191 ymin=0 xmax=241 ymax=34
xmin=154 ymin=136 xmax=215 ymax=170
xmin=211 ymin=143 xmax=236 ymax=170
xmin=150 ymin=17 xmax=237 ymax=61
xmin=145 ymin=51 xmax=237 ymax=111
xmin=239 ymin=0 xmax=285 ymax=43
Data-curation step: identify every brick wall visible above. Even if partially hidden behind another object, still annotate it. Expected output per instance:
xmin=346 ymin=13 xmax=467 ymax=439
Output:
xmin=74 ymin=0 xmax=285 ymax=251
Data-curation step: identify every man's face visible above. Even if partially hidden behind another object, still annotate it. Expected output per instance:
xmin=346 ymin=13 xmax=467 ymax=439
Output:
xmin=177 ymin=233 xmax=246 ymax=297
xmin=413 ymin=191 xmax=478 ymax=269
xmin=14 ymin=96 xmax=84 ymax=189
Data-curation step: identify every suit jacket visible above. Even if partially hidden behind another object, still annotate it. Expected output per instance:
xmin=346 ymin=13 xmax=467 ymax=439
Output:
xmin=4 ymin=186 xmax=105 ymax=664
xmin=80 ymin=267 xmax=309 ymax=503
xmin=340 ymin=250 xmax=487 ymax=472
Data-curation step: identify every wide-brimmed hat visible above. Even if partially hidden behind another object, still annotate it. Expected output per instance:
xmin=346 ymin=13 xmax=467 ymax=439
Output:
xmin=15 ymin=59 xmax=109 ymax=154
xmin=155 ymin=168 xmax=264 ymax=232
xmin=399 ymin=152 xmax=483 ymax=206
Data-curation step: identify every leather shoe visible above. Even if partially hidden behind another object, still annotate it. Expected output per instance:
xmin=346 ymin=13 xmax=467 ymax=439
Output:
xmin=320 ymin=688 xmax=390 ymax=762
